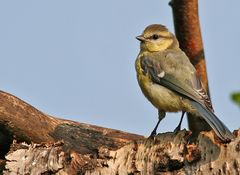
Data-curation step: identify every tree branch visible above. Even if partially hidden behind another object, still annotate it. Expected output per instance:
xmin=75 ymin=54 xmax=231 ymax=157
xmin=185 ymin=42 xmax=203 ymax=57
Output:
xmin=0 ymin=90 xmax=143 ymax=158
xmin=4 ymin=129 xmax=240 ymax=174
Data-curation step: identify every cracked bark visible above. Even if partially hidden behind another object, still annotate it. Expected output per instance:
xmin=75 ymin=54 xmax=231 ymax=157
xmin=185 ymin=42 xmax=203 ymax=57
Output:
xmin=0 ymin=90 xmax=143 ymax=174
xmin=0 ymin=90 xmax=239 ymax=174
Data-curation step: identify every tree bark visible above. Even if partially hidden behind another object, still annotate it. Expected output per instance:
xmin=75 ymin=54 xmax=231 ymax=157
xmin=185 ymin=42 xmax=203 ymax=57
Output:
xmin=170 ymin=0 xmax=212 ymax=139
xmin=4 ymin=128 xmax=240 ymax=175
xmin=0 ymin=90 xmax=238 ymax=174
xmin=0 ymin=90 xmax=144 ymax=173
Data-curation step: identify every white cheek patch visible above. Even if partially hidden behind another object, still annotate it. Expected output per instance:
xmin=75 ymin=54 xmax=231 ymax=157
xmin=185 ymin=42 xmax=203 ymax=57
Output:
xmin=157 ymin=71 xmax=165 ymax=78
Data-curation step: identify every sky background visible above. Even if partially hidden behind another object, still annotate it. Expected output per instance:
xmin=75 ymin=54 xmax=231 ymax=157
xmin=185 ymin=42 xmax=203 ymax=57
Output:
xmin=0 ymin=1 xmax=239 ymax=136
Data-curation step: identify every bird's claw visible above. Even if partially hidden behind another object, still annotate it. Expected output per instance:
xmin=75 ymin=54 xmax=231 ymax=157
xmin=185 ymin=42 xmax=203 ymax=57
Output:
xmin=173 ymin=125 xmax=181 ymax=134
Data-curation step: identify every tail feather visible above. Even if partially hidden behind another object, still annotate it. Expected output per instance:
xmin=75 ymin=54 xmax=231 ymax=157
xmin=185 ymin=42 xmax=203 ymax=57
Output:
xmin=190 ymin=101 xmax=234 ymax=142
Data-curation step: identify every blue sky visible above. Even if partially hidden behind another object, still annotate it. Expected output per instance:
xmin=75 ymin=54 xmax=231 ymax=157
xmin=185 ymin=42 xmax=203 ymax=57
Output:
xmin=0 ymin=1 xmax=239 ymax=136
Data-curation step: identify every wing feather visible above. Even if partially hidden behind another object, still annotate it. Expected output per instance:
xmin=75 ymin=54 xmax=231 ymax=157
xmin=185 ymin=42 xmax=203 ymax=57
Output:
xmin=140 ymin=50 xmax=233 ymax=141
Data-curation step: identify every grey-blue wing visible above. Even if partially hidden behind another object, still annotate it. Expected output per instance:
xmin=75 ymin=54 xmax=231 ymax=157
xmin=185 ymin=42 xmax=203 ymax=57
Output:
xmin=160 ymin=75 xmax=234 ymax=141
xmin=141 ymin=51 xmax=234 ymax=141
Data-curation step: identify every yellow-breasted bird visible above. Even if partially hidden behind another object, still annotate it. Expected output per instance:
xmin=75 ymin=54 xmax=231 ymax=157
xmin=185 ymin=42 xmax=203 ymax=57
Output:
xmin=135 ymin=24 xmax=234 ymax=142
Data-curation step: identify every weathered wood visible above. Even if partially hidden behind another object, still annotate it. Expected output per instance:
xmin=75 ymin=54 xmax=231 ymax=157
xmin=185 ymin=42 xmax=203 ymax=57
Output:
xmin=5 ymin=141 xmax=64 ymax=174
xmin=4 ymin=130 xmax=239 ymax=175
xmin=0 ymin=90 xmax=238 ymax=175
xmin=0 ymin=90 xmax=144 ymax=158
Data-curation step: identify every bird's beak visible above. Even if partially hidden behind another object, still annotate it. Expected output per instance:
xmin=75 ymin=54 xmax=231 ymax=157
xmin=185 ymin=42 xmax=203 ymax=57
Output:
xmin=136 ymin=35 xmax=145 ymax=42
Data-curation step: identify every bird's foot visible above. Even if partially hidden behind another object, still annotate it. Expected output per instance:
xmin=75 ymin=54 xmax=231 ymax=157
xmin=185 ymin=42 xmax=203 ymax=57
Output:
xmin=173 ymin=111 xmax=185 ymax=134
xmin=148 ymin=129 xmax=157 ymax=139
xmin=173 ymin=125 xmax=181 ymax=134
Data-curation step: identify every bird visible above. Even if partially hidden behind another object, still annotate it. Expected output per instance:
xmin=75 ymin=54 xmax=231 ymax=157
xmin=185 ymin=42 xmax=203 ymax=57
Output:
xmin=135 ymin=24 xmax=234 ymax=142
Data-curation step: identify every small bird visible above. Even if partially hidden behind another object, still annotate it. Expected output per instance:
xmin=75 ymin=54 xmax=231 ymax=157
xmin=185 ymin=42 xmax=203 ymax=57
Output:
xmin=135 ymin=24 xmax=234 ymax=142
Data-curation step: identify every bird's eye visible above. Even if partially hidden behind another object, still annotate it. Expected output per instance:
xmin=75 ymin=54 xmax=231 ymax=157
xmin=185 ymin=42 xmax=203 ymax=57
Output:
xmin=152 ymin=34 xmax=159 ymax=40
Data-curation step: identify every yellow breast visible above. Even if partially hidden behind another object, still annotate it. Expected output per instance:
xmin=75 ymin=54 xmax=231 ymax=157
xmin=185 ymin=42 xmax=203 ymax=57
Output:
xmin=135 ymin=55 xmax=183 ymax=112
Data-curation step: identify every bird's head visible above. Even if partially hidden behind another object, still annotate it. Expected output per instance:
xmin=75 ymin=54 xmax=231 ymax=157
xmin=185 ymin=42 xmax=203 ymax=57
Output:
xmin=136 ymin=24 xmax=179 ymax=52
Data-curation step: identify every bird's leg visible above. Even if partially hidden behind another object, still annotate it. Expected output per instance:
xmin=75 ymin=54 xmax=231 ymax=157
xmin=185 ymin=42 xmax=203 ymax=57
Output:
xmin=149 ymin=110 xmax=166 ymax=138
xmin=173 ymin=111 xmax=185 ymax=133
